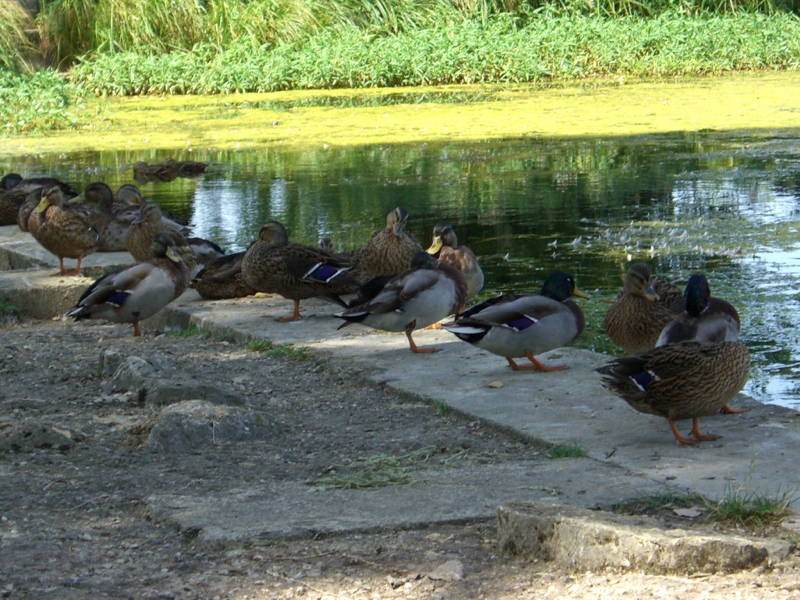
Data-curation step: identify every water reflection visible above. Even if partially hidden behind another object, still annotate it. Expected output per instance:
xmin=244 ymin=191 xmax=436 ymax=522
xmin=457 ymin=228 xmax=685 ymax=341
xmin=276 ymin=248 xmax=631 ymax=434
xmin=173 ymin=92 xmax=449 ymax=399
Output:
xmin=3 ymin=129 xmax=800 ymax=408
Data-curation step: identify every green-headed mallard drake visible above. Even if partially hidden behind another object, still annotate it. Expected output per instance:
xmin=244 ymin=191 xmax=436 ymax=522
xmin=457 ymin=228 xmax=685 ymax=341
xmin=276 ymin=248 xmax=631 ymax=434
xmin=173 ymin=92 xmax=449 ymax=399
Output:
xmin=29 ymin=187 xmax=104 ymax=275
xmin=241 ymin=221 xmax=360 ymax=321
xmin=351 ymin=207 xmax=423 ymax=279
xmin=443 ymin=271 xmax=587 ymax=371
xmin=2 ymin=174 xmax=78 ymax=230
xmin=656 ymin=273 xmax=747 ymax=415
xmin=336 ymin=252 xmax=467 ymax=353
xmin=603 ymin=262 xmax=683 ymax=354
xmin=426 ymin=223 xmax=484 ymax=309
xmin=191 ymin=250 xmax=255 ymax=300
xmin=68 ymin=232 xmax=190 ymax=336
xmin=596 ymin=340 xmax=750 ymax=445
xmin=133 ymin=159 xmax=208 ymax=183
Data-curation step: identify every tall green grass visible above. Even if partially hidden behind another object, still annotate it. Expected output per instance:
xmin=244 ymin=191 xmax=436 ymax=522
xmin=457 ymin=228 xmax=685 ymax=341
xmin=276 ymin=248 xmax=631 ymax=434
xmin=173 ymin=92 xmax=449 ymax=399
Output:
xmin=23 ymin=0 xmax=800 ymax=70
xmin=69 ymin=12 xmax=800 ymax=96
xmin=0 ymin=1 xmax=37 ymax=73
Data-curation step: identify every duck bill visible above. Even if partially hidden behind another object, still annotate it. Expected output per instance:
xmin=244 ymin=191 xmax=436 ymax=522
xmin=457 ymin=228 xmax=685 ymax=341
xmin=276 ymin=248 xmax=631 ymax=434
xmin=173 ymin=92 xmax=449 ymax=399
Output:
xmin=426 ymin=237 xmax=443 ymax=255
xmin=642 ymin=285 xmax=660 ymax=301
xmin=572 ymin=286 xmax=589 ymax=299
xmin=166 ymin=247 xmax=183 ymax=263
xmin=33 ymin=197 xmax=51 ymax=214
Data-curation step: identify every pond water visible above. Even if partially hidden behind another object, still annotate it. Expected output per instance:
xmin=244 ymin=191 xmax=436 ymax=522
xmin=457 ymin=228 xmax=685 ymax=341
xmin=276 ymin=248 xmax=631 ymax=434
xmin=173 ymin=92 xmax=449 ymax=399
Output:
xmin=4 ymin=129 xmax=800 ymax=408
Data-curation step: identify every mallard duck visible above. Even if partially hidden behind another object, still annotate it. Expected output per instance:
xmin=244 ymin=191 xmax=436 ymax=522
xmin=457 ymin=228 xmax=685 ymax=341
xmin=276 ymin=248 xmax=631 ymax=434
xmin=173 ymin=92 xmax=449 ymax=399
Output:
xmin=125 ymin=203 xmax=189 ymax=262
xmin=351 ymin=207 xmax=423 ymax=279
xmin=191 ymin=251 xmax=255 ymax=300
xmin=336 ymin=252 xmax=467 ymax=353
xmin=603 ymin=262 xmax=683 ymax=354
xmin=68 ymin=232 xmax=190 ymax=336
xmin=426 ymin=223 xmax=483 ymax=309
xmin=443 ymin=271 xmax=587 ymax=371
xmin=29 ymin=187 xmax=104 ymax=275
xmin=596 ymin=340 xmax=750 ymax=445
xmin=656 ymin=273 xmax=747 ymax=415
xmin=241 ymin=221 xmax=360 ymax=321
xmin=2 ymin=174 xmax=78 ymax=230
xmin=133 ymin=159 xmax=208 ymax=183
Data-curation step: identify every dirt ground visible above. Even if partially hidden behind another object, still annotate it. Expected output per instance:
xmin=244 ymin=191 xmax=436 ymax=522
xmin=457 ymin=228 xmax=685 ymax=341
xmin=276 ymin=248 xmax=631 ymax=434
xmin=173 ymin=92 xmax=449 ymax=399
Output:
xmin=1 ymin=318 xmax=799 ymax=600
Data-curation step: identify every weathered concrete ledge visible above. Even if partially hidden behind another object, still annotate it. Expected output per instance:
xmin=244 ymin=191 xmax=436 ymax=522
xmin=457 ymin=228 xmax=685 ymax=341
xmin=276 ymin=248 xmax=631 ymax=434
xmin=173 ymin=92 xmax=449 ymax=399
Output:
xmin=497 ymin=501 xmax=792 ymax=574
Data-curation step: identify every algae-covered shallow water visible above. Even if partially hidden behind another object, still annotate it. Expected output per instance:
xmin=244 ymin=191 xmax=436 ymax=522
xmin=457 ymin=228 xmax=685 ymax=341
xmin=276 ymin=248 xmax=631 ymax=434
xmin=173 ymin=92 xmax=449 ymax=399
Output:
xmin=3 ymin=128 xmax=800 ymax=409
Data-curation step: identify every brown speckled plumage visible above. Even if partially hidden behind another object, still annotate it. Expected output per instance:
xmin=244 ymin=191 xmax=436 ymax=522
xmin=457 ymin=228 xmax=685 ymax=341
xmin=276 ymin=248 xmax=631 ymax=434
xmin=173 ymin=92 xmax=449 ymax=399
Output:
xmin=191 ymin=251 xmax=255 ymax=300
xmin=125 ymin=203 xmax=189 ymax=262
xmin=603 ymin=262 xmax=683 ymax=353
xmin=597 ymin=340 xmax=750 ymax=444
xmin=426 ymin=223 xmax=484 ymax=303
xmin=242 ymin=221 xmax=360 ymax=320
xmin=351 ymin=207 xmax=422 ymax=279
xmin=30 ymin=188 xmax=102 ymax=275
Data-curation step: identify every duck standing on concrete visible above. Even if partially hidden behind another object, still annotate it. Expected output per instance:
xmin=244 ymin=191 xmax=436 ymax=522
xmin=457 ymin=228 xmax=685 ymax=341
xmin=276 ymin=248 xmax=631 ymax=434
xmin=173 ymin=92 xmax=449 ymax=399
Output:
xmin=68 ymin=232 xmax=191 ymax=336
xmin=596 ymin=340 xmax=750 ymax=445
xmin=603 ymin=262 xmax=683 ymax=353
xmin=351 ymin=207 xmax=423 ymax=279
xmin=336 ymin=252 xmax=467 ymax=353
xmin=656 ymin=273 xmax=747 ymax=415
xmin=29 ymin=187 xmax=106 ymax=275
xmin=1 ymin=174 xmax=78 ymax=230
xmin=242 ymin=221 xmax=360 ymax=322
xmin=443 ymin=271 xmax=587 ymax=371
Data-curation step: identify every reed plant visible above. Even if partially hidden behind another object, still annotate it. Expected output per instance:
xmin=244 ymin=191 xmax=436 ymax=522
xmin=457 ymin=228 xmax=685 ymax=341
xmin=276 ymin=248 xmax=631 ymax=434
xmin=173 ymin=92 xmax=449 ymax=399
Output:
xmin=0 ymin=1 xmax=37 ymax=72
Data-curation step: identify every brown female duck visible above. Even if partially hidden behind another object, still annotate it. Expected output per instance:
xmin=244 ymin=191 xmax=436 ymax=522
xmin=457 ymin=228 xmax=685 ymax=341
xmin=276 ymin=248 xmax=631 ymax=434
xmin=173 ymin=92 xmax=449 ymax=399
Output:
xmin=603 ymin=262 xmax=683 ymax=353
xmin=191 ymin=251 xmax=255 ymax=300
xmin=597 ymin=340 xmax=750 ymax=445
xmin=351 ymin=207 xmax=422 ymax=279
xmin=241 ymin=221 xmax=360 ymax=321
xmin=426 ymin=223 xmax=483 ymax=310
xmin=29 ymin=187 xmax=105 ymax=275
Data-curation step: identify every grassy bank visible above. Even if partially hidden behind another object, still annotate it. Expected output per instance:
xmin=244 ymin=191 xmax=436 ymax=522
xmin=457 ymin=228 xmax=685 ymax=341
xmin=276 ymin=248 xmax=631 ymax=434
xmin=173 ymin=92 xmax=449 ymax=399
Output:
xmin=2 ymin=2 xmax=800 ymax=135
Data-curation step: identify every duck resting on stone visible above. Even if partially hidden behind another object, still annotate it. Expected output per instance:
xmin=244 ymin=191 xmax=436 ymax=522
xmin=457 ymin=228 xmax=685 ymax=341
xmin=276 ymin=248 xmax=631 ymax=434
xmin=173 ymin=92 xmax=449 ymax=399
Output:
xmin=350 ymin=206 xmax=423 ymax=279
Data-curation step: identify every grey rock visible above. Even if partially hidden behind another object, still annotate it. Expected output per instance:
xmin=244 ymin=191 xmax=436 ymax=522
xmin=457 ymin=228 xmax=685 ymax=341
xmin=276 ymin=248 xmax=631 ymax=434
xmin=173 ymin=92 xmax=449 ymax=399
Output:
xmin=98 ymin=349 xmax=124 ymax=378
xmin=104 ymin=356 xmax=159 ymax=395
xmin=148 ymin=381 xmax=245 ymax=407
xmin=146 ymin=400 xmax=274 ymax=452
xmin=427 ymin=559 xmax=464 ymax=581
xmin=497 ymin=501 xmax=792 ymax=574
xmin=0 ymin=421 xmax=80 ymax=453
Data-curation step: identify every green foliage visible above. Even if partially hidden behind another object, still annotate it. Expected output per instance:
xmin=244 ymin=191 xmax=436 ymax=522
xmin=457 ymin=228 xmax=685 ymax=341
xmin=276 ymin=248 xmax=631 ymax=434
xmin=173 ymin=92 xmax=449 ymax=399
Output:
xmin=706 ymin=484 xmax=795 ymax=531
xmin=68 ymin=12 xmax=800 ymax=96
xmin=247 ymin=338 xmax=313 ymax=361
xmin=0 ymin=298 xmax=25 ymax=325
xmin=0 ymin=68 xmax=83 ymax=134
xmin=547 ymin=443 xmax=586 ymax=458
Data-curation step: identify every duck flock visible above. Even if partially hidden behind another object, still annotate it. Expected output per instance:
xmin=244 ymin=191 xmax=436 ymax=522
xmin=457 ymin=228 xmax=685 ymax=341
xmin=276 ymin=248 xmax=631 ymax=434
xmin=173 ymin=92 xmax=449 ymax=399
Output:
xmin=0 ymin=164 xmax=751 ymax=445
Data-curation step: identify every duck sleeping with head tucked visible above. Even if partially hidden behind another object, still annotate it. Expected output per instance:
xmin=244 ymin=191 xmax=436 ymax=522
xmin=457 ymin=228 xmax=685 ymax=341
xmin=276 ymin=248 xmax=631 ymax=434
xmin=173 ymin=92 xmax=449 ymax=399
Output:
xmin=444 ymin=271 xmax=587 ymax=371
xmin=68 ymin=231 xmax=191 ymax=336
xmin=336 ymin=252 xmax=466 ymax=353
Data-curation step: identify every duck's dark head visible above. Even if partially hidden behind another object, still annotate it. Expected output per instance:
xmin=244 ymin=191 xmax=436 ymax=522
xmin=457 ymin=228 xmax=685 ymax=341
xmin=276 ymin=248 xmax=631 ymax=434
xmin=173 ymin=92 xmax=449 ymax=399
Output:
xmin=684 ymin=273 xmax=711 ymax=317
xmin=541 ymin=271 xmax=587 ymax=302
xmin=623 ymin=262 xmax=658 ymax=301
xmin=257 ymin=221 xmax=289 ymax=247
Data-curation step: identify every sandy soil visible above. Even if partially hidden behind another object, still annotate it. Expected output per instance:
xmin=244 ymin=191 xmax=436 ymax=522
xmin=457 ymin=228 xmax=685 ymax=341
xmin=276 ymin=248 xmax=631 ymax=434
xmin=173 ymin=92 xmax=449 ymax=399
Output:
xmin=1 ymin=318 xmax=798 ymax=600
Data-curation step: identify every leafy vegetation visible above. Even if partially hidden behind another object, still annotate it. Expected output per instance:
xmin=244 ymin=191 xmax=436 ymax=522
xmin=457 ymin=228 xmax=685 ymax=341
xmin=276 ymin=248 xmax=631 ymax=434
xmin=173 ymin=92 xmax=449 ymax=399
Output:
xmin=0 ymin=68 xmax=84 ymax=134
xmin=0 ymin=298 xmax=25 ymax=325
xmin=547 ymin=443 xmax=586 ymax=458
xmin=247 ymin=338 xmax=313 ymax=361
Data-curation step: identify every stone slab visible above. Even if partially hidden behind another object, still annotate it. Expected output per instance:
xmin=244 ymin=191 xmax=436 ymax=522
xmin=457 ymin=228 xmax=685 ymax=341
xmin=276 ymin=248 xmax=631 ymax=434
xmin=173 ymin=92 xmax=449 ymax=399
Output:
xmin=147 ymin=459 xmax=671 ymax=543
xmin=497 ymin=501 xmax=792 ymax=574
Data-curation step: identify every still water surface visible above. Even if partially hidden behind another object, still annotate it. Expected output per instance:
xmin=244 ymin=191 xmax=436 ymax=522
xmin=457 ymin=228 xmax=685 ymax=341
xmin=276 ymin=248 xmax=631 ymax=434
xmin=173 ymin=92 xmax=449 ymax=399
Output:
xmin=4 ymin=129 xmax=800 ymax=408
